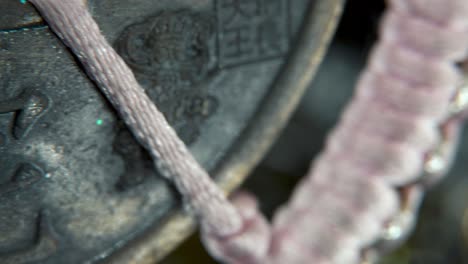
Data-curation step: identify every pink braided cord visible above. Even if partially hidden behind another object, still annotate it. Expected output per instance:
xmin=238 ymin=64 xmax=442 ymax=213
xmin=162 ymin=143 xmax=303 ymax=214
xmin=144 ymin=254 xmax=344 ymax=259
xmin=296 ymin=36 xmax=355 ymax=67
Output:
xmin=269 ymin=1 xmax=468 ymax=263
xmin=28 ymin=0 xmax=242 ymax=238
xmin=29 ymin=0 xmax=468 ymax=263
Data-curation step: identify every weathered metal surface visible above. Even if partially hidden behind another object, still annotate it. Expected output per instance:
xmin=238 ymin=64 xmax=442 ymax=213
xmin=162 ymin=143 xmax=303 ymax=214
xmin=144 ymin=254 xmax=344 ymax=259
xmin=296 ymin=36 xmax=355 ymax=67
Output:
xmin=0 ymin=0 xmax=344 ymax=263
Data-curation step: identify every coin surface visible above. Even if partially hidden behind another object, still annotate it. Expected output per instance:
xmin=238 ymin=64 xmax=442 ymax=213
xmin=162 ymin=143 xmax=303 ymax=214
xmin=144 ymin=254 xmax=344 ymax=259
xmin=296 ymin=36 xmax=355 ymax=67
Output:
xmin=0 ymin=0 xmax=343 ymax=263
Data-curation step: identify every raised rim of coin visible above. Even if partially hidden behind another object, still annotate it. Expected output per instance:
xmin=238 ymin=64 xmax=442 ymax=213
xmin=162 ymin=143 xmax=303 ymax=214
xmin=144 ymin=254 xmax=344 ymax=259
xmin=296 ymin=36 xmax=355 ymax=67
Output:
xmin=101 ymin=0 xmax=345 ymax=263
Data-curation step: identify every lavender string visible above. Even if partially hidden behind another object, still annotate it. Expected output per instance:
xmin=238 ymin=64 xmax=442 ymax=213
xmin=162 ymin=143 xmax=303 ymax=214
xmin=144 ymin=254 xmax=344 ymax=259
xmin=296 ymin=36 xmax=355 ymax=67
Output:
xmin=29 ymin=0 xmax=468 ymax=263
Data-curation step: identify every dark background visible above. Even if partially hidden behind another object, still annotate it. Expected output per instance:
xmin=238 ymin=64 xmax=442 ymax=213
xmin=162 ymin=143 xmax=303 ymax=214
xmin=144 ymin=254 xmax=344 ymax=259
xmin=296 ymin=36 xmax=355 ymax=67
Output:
xmin=163 ymin=0 xmax=468 ymax=263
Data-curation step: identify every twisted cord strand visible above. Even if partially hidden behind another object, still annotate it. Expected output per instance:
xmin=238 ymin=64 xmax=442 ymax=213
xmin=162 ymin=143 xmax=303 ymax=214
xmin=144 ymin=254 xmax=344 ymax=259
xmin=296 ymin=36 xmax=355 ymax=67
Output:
xmin=28 ymin=0 xmax=243 ymax=237
xmin=29 ymin=0 xmax=468 ymax=263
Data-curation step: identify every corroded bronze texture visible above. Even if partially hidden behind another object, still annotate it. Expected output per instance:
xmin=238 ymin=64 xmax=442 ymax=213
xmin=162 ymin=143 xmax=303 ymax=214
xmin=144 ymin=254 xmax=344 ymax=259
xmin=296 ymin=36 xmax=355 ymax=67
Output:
xmin=0 ymin=0 xmax=344 ymax=263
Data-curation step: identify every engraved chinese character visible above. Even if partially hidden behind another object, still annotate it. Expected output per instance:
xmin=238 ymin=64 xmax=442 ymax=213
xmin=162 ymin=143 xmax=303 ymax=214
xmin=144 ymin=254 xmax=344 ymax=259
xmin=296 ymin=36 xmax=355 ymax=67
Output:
xmin=223 ymin=25 xmax=254 ymax=58
xmin=217 ymin=0 xmax=289 ymax=67
xmin=220 ymin=0 xmax=261 ymax=26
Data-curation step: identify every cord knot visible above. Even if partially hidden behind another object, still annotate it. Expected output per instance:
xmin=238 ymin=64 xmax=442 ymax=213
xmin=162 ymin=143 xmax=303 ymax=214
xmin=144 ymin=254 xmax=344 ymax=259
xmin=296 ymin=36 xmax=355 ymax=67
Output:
xmin=201 ymin=192 xmax=271 ymax=264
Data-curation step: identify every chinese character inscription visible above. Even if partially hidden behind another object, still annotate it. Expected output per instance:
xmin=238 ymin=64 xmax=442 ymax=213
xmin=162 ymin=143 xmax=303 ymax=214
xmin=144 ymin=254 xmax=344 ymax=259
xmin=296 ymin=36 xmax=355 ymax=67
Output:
xmin=217 ymin=0 xmax=290 ymax=67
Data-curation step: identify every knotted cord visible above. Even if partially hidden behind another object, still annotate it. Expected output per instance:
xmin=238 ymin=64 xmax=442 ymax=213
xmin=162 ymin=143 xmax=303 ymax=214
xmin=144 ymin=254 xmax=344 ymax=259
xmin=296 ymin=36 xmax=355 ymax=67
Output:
xmin=28 ymin=0 xmax=468 ymax=263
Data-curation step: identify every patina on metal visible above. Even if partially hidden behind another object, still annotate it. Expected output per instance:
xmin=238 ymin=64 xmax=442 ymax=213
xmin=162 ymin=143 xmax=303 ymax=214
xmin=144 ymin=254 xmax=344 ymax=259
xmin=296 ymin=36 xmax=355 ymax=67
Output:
xmin=0 ymin=0 xmax=343 ymax=263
